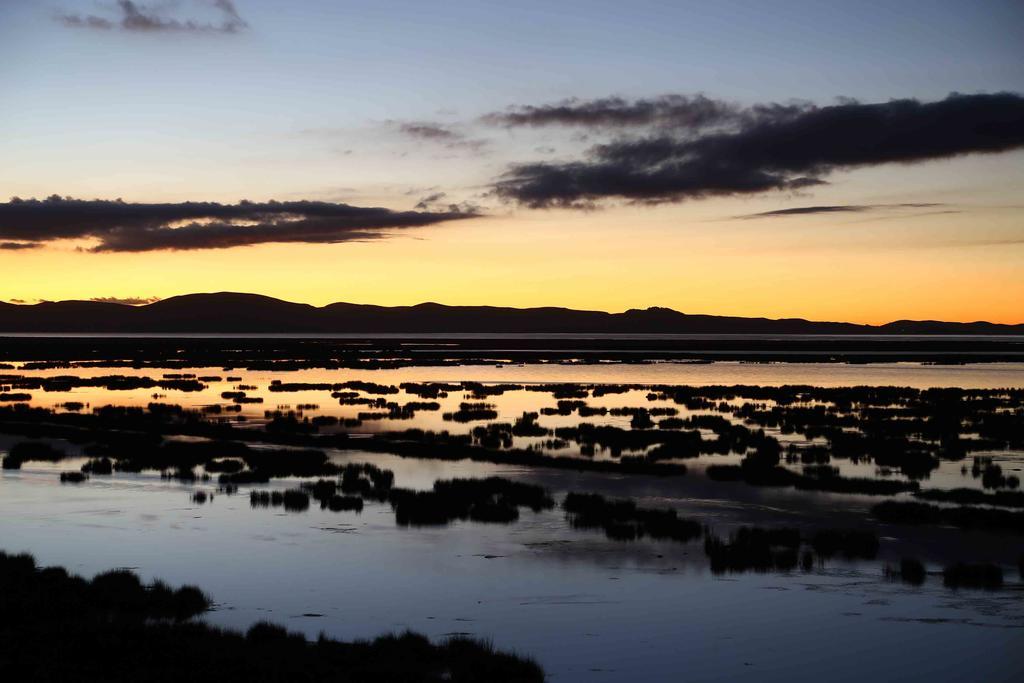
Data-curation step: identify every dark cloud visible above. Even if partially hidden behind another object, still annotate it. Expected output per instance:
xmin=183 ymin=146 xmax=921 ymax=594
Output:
xmin=493 ymin=93 xmax=1024 ymax=208
xmin=89 ymin=296 xmax=162 ymax=305
xmin=414 ymin=192 xmax=448 ymax=210
xmin=60 ymin=14 xmax=113 ymax=29
xmin=0 ymin=241 xmax=39 ymax=250
xmin=397 ymin=123 xmax=462 ymax=141
xmin=738 ymin=203 xmax=945 ymax=219
xmin=393 ymin=122 xmax=490 ymax=155
xmin=483 ymin=94 xmax=753 ymax=130
xmin=0 ymin=196 xmax=477 ymax=252
xmin=59 ymin=0 xmax=247 ymax=34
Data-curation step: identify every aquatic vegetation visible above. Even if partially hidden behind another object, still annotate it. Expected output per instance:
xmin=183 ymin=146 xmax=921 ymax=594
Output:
xmin=366 ymin=429 xmax=688 ymax=476
xmin=80 ymin=457 xmax=113 ymax=475
xmin=339 ymin=463 xmax=395 ymax=497
xmin=250 ymin=489 xmax=311 ymax=512
xmin=340 ymin=380 xmax=400 ymax=395
xmin=943 ymin=563 xmax=1004 ymax=590
xmin=471 ymin=423 xmax=514 ymax=449
xmin=885 ymin=558 xmax=927 ymax=585
xmin=6 ymin=377 xmax=1024 ymax=528
xmin=387 ymin=477 xmax=554 ymax=527
xmin=969 ymin=457 xmax=1021 ymax=490
xmin=872 ymin=501 xmax=1024 ymax=534
xmin=563 ymin=492 xmax=702 ymax=543
xmin=706 ymin=463 xmax=919 ymax=496
xmin=704 ymin=527 xmax=802 ymax=574
xmin=915 ymin=487 xmax=1024 ymax=508
xmin=443 ymin=402 xmax=499 ymax=423
xmin=462 ymin=383 xmax=524 ymax=398
xmin=2 ymin=441 xmax=67 ymax=469
xmin=525 ymin=383 xmax=589 ymax=399
xmin=540 ymin=399 xmax=589 ymax=416
xmin=326 ymin=495 xmax=364 ymax=512
xmin=300 ymin=478 xmax=367 ymax=512
xmin=400 ymin=382 xmax=461 ymax=399
xmin=511 ymin=412 xmax=548 ymax=437
xmin=809 ymin=529 xmax=879 ymax=560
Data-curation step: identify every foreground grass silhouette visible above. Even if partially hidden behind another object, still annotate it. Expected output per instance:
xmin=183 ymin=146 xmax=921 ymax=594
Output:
xmin=0 ymin=551 xmax=544 ymax=682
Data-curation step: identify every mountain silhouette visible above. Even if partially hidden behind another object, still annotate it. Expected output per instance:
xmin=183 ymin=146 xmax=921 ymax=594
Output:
xmin=0 ymin=293 xmax=1020 ymax=334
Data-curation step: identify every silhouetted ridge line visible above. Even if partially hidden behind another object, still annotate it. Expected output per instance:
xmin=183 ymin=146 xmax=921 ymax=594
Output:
xmin=0 ymin=292 xmax=1020 ymax=334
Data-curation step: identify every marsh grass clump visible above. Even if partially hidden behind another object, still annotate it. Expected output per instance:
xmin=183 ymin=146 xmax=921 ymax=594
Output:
xmin=249 ymin=489 xmax=310 ymax=512
xmin=706 ymin=463 xmax=919 ymax=496
xmin=0 ymin=553 xmax=210 ymax=623
xmin=471 ymin=423 xmax=514 ymax=449
xmin=885 ymin=558 xmax=927 ymax=585
xmin=250 ymin=490 xmax=272 ymax=507
xmin=327 ymin=495 xmax=364 ymax=512
xmin=563 ymin=492 xmax=702 ymax=543
xmin=3 ymin=441 xmax=67 ymax=469
xmin=443 ymin=402 xmax=499 ymax=423
xmin=280 ymin=489 xmax=311 ymax=512
xmin=800 ymin=550 xmax=815 ymax=571
xmin=299 ymin=478 xmax=366 ymax=513
xmin=204 ymin=458 xmax=244 ymax=474
xmin=809 ymin=529 xmax=879 ymax=560
xmin=872 ymin=501 xmax=1024 ymax=534
xmin=340 ymin=380 xmax=400 ymax=395
xmin=462 ymin=382 xmax=524 ymax=398
xmin=302 ymin=478 xmax=338 ymax=499
xmin=161 ymin=466 xmax=199 ymax=482
xmin=524 ymin=384 xmax=589 ymax=399
xmin=339 ymin=463 xmax=395 ymax=499
xmin=943 ymin=563 xmax=1004 ymax=590
xmin=511 ymin=412 xmax=548 ymax=437
xmin=400 ymin=382 xmax=461 ymax=399
xmin=591 ymin=384 xmax=632 ymax=397
xmin=703 ymin=527 xmax=802 ymax=574
xmin=388 ymin=477 xmax=554 ymax=527
xmin=81 ymin=457 xmax=113 ymax=475
xmin=915 ymin=487 xmax=1024 ymax=508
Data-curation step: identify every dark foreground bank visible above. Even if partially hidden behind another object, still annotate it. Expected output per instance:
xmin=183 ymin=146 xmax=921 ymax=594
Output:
xmin=0 ymin=550 xmax=544 ymax=683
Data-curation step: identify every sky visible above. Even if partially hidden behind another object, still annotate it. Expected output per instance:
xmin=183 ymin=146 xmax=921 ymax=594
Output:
xmin=0 ymin=0 xmax=1022 ymax=324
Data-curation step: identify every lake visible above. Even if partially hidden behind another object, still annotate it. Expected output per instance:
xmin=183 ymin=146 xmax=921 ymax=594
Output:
xmin=1 ymin=359 xmax=1022 ymax=681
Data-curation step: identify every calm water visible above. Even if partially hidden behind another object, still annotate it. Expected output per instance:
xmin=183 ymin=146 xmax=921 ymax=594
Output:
xmin=1 ymin=361 xmax=1023 ymax=681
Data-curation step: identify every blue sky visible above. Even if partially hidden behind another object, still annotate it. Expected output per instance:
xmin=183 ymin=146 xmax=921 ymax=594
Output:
xmin=2 ymin=0 xmax=1022 ymax=203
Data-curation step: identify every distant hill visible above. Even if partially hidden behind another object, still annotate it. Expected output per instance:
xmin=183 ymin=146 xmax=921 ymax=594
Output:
xmin=0 ymin=293 xmax=1020 ymax=334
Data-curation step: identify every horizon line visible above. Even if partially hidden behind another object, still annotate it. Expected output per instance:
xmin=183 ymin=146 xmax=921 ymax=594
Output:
xmin=3 ymin=291 xmax=1022 ymax=328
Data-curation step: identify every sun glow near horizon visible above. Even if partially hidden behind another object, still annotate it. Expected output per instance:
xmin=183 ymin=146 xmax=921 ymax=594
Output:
xmin=2 ymin=204 xmax=1022 ymax=326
